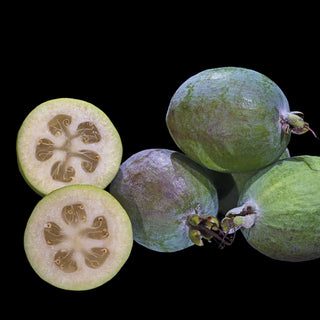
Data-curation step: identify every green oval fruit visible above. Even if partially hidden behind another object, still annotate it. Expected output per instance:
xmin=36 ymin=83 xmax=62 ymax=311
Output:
xmin=110 ymin=149 xmax=220 ymax=252
xmin=222 ymin=156 xmax=320 ymax=262
xmin=17 ymin=98 xmax=122 ymax=195
xmin=166 ymin=67 xmax=313 ymax=173
xmin=232 ymin=148 xmax=290 ymax=194
xmin=24 ymin=185 xmax=133 ymax=290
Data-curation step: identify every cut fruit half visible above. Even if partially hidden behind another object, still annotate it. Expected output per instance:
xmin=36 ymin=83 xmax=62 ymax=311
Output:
xmin=17 ymin=98 xmax=122 ymax=195
xmin=24 ymin=185 xmax=133 ymax=290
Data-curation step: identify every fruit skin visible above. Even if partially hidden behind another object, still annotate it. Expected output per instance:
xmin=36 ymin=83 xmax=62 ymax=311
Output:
xmin=232 ymin=148 xmax=290 ymax=194
xmin=228 ymin=156 xmax=320 ymax=262
xmin=166 ymin=67 xmax=291 ymax=173
xmin=109 ymin=149 xmax=219 ymax=252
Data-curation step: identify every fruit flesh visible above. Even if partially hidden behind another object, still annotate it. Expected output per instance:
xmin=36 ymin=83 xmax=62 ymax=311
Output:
xmin=110 ymin=149 xmax=219 ymax=252
xmin=223 ymin=156 xmax=320 ymax=262
xmin=17 ymin=98 xmax=122 ymax=195
xmin=166 ymin=67 xmax=291 ymax=172
xmin=24 ymin=185 xmax=133 ymax=290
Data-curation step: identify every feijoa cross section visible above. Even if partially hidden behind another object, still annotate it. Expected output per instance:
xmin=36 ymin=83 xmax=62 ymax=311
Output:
xmin=24 ymin=185 xmax=133 ymax=290
xmin=17 ymin=98 xmax=122 ymax=195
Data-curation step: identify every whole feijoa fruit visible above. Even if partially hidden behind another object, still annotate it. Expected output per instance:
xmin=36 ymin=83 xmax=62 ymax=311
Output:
xmin=24 ymin=185 xmax=133 ymax=290
xmin=232 ymin=148 xmax=290 ymax=194
xmin=17 ymin=98 xmax=122 ymax=195
xmin=222 ymin=156 xmax=320 ymax=262
xmin=110 ymin=149 xmax=224 ymax=252
xmin=166 ymin=67 xmax=315 ymax=173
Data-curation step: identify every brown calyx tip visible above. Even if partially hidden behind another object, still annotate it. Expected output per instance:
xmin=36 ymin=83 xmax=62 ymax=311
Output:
xmin=281 ymin=111 xmax=318 ymax=139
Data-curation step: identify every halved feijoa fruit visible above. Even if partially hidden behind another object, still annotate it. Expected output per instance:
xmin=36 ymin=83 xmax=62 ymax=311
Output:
xmin=17 ymin=98 xmax=122 ymax=195
xmin=24 ymin=185 xmax=133 ymax=290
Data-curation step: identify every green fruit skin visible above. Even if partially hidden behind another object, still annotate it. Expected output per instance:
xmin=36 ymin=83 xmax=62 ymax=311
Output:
xmin=232 ymin=148 xmax=290 ymax=194
xmin=166 ymin=67 xmax=291 ymax=173
xmin=239 ymin=156 xmax=320 ymax=262
xmin=110 ymin=149 xmax=218 ymax=252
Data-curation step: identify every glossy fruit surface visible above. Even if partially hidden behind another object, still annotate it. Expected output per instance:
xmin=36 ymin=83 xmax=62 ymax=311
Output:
xmin=166 ymin=67 xmax=310 ymax=173
xmin=110 ymin=149 xmax=219 ymax=252
xmin=24 ymin=185 xmax=133 ymax=290
xmin=223 ymin=156 xmax=320 ymax=262
xmin=17 ymin=98 xmax=122 ymax=195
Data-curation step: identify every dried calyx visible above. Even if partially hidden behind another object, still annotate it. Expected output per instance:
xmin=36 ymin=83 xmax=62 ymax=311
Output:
xmin=186 ymin=205 xmax=235 ymax=249
xmin=221 ymin=203 xmax=257 ymax=234
xmin=281 ymin=111 xmax=318 ymax=138
xmin=44 ymin=202 xmax=109 ymax=273
xmin=36 ymin=114 xmax=101 ymax=182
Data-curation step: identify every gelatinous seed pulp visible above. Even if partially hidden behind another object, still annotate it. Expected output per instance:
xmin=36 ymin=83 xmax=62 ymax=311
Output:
xmin=44 ymin=222 xmax=65 ymax=245
xmin=35 ymin=114 xmax=102 ymax=182
xmin=44 ymin=202 xmax=109 ymax=273
xmin=61 ymin=204 xmax=87 ymax=225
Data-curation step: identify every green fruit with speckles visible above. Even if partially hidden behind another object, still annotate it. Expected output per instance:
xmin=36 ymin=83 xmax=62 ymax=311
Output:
xmin=110 ymin=149 xmax=219 ymax=252
xmin=232 ymin=148 xmax=290 ymax=194
xmin=223 ymin=156 xmax=320 ymax=262
xmin=166 ymin=67 xmax=313 ymax=173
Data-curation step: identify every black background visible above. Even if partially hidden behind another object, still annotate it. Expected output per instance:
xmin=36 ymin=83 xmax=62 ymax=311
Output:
xmin=7 ymin=5 xmax=320 ymax=316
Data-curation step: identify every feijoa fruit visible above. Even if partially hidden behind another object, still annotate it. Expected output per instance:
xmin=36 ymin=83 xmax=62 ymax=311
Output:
xmin=24 ymin=185 xmax=133 ymax=290
xmin=17 ymin=98 xmax=122 ymax=195
xmin=110 ymin=149 xmax=229 ymax=252
xmin=222 ymin=156 xmax=320 ymax=262
xmin=232 ymin=148 xmax=290 ymax=194
xmin=166 ymin=67 xmax=315 ymax=173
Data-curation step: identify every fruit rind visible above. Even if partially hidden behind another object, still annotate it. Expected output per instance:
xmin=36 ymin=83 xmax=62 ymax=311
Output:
xmin=24 ymin=185 xmax=133 ymax=290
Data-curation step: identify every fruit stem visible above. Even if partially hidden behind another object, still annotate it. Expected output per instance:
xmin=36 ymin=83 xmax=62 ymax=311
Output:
xmin=280 ymin=111 xmax=318 ymax=139
xmin=186 ymin=206 xmax=235 ymax=249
